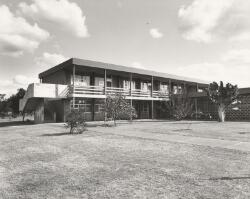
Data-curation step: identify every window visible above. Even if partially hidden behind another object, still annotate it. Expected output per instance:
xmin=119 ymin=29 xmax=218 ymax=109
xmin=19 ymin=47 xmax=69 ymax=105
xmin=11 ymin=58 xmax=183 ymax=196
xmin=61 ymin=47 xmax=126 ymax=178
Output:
xmin=141 ymin=82 xmax=149 ymax=91
xmin=94 ymin=104 xmax=104 ymax=113
xmin=71 ymin=75 xmax=90 ymax=86
xmin=142 ymin=102 xmax=149 ymax=112
xmin=123 ymin=80 xmax=135 ymax=90
xmin=160 ymin=83 xmax=169 ymax=93
xmin=95 ymin=77 xmax=104 ymax=87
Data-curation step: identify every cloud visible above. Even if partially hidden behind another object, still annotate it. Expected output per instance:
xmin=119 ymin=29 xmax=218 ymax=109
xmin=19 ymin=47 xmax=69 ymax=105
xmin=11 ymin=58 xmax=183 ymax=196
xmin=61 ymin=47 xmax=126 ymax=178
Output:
xmin=0 ymin=5 xmax=49 ymax=57
xmin=0 ymin=75 xmax=38 ymax=97
xmin=13 ymin=75 xmax=38 ymax=85
xmin=173 ymin=49 xmax=250 ymax=87
xmin=222 ymin=49 xmax=250 ymax=64
xmin=19 ymin=0 xmax=89 ymax=38
xmin=178 ymin=0 xmax=250 ymax=43
xmin=149 ymin=28 xmax=163 ymax=39
xmin=35 ymin=52 xmax=68 ymax=68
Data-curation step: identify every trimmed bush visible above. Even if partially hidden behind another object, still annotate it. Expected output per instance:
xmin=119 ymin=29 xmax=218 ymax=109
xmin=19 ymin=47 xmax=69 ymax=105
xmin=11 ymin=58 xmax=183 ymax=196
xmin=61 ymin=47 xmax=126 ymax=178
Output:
xmin=65 ymin=109 xmax=86 ymax=134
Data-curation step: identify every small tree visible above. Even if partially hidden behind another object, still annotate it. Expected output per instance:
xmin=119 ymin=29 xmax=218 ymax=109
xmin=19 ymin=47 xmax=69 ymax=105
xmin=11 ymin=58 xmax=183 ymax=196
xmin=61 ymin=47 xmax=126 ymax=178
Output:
xmin=104 ymin=93 xmax=137 ymax=126
xmin=65 ymin=109 xmax=86 ymax=133
xmin=170 ymin=91 xmax=193 ymax=120
xmin=172 ymin=97 xmax=193 ymax=120
xmin=207 ymin=81 xmax=238 ymax=122
xmin=8 ymin=88 xmax=26 ymax=116
xmin=159 ymin=90 xmax=193 ymax=120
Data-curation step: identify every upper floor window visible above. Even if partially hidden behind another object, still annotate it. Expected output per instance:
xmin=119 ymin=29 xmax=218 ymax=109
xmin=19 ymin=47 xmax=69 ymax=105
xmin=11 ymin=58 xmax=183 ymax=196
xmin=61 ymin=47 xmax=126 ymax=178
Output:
xmin=160 ymin=83 xmax=169 ymax=93
xmin=123 ymin=80 xmax=135 ymax=90
xmin=71 ymin=75 xmax=90 ymax=86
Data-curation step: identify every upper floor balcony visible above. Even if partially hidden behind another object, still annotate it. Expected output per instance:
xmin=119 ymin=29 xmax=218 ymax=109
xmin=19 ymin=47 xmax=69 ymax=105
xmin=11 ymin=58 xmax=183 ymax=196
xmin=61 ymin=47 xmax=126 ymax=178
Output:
xmin=69 ymin=85 xmax=169 ymax=100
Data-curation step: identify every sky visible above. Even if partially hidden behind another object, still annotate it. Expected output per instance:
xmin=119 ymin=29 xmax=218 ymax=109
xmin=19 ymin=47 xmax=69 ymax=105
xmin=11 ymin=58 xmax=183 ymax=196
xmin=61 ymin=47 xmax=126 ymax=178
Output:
xmin=0 ymin=0 xmax=250 ymax=96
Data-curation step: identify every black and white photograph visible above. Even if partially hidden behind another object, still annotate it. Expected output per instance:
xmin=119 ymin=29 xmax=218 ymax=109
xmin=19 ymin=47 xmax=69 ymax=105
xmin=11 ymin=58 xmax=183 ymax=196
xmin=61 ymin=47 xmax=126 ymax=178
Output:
xmin=0 ymin=0 xmax=250 ymax=198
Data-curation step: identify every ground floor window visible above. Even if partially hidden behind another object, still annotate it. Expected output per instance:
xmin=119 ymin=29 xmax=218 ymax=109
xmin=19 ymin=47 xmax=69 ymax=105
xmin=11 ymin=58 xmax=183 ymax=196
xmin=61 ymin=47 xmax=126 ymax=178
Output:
xmin=70 ymin=99 xmax=92 ymax=113
xmin=94 ymin=104 xmax=104 ymax=113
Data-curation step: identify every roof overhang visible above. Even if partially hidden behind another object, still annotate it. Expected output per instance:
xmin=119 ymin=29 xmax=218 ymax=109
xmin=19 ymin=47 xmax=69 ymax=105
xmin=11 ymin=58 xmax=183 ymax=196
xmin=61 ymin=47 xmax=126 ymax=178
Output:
xmin=39 ymin=58 xmax=209 ymax=86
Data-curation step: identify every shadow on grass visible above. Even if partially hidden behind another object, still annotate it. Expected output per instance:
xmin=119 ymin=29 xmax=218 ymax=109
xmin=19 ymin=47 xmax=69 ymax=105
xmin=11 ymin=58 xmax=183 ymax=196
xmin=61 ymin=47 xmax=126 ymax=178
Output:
xmin=41 ymin=132 xmax=80 ymax=136
xmin=172 ymin=129 xmax=192 ymax=132
xmin=0 ymin=121 xmax=34 ymax=127
xmin=208 ymin=176 xmax=250 ymax=181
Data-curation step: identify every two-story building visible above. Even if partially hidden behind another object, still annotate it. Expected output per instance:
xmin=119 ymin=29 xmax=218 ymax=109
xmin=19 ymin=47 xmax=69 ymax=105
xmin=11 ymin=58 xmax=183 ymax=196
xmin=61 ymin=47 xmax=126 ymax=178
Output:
xmin=20 ymin=58 xmax=208 ymax=123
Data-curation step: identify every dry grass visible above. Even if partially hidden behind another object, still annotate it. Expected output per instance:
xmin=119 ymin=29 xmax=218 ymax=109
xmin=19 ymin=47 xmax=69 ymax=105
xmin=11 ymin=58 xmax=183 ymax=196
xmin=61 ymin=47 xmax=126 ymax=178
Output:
xmin=0 ymin=121 xmax=249 ymax=198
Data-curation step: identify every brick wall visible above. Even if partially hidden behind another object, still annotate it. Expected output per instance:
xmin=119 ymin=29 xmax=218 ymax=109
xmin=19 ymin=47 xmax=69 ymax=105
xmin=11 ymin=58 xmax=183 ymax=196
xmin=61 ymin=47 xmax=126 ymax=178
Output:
xmin=195 ymin=91 xmax=250 ymax=121
xmin=226 ymin=94 xmax=250 ymax=121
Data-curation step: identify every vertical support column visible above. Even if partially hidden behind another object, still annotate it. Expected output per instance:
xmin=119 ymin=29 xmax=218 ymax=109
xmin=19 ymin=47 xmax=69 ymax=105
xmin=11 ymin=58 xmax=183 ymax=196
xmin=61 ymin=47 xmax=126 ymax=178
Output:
xmin=39 ymin=78 xmax=42 ymax=83
xmin=183 ymin=82 xmax=186 ymax=95
xmin=169 ymin=79 xmax=172 ymax=94
xmin=34 ymin=99 xmax=44 ymax=124
xmin=129 ymin=73 xmax=132 ymax=96
xmin=151 ymin=76 xmax=154 ymax=97
xmin=196 ymin=83 xmax=199 ymax=92
xmin=92 ymin=98 xmax=95 ymax=121
xmin=151 ymin=76 xmax=154 ymax=119
xmin=104 ymin=69 xmax=107 ymax=95
xmin=72 ymin=65 xmax=76 ymax=110
xmin=195 ymin=98 xmax=198 ymax=120
xmin=130 ymin=73 xmax=133 ymax=121
xmin=104 ymin=69 xmax=107 ymax=122
xmin=151 ymin=100 xmax=154 ymax=119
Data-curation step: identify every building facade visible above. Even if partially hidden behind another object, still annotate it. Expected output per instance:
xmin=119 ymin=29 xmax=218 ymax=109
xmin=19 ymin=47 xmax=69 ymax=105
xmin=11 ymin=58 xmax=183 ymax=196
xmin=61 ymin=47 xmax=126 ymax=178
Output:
xmin=20 ymin=58 xmax=208 ymax=123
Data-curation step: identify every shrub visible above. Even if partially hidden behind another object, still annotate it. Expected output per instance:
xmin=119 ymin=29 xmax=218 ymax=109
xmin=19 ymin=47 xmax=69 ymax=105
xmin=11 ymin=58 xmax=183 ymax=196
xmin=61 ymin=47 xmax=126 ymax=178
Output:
xmin=65 ymin=109 xmax=86 ymax=134
xmin=104 ymin=93 xmax=137 ymax=126
xmin=163 ymin=92 xmax=193 ymax=120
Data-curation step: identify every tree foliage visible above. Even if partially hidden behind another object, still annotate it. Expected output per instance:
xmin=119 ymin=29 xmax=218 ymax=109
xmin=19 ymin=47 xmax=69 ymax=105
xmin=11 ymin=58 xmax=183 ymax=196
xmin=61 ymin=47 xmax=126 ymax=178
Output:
xmin=0 ymin=89 xmax=26 ymax=118
xmin=104 ymin=93 xmax=137 ymax=126
xmin=8 ymin=88 xmax=26 ymax=115
xmin=159 ymin=91 xmax=193 ymax=120
xmin=65 ymin=109 xmax=86 ymax=134
xmin=171 ymin=94 xmax=193 ymax=120
xmin=207 ymin=81 xmax=238 ymax=122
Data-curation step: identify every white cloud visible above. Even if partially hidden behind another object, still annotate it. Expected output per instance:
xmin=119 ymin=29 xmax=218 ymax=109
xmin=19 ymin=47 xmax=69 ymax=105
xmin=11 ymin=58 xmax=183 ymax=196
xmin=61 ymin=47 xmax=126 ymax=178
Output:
xmin=0 ymin=75 xmax=38 ymax=97
xmin=178 ymin=0 xmax=250 ymax=43
xmin=149 ymin=28 xmax=163 ymax=39
xmin=222 ymin=49 xmax=250 ymax=64
xmin=13 ymin=75 xmax=38 ymax=85
xmin=131 ymin=62 xmax=146 ymax=69
xmin=19 ymin=0 xmax=89 ymax=38
xmin=35 ymin=52 xmax=68 ymax=68
xmin=174 ymin=49 xmax=250 ymax=87
xmin=0 ymin=5 xmax=49 ymax=57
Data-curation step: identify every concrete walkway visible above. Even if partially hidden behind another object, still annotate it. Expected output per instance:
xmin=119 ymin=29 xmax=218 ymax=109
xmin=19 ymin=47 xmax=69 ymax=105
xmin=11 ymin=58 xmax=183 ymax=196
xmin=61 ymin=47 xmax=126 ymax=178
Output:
xmin=108 ymin=129 xmax=250 ymax=152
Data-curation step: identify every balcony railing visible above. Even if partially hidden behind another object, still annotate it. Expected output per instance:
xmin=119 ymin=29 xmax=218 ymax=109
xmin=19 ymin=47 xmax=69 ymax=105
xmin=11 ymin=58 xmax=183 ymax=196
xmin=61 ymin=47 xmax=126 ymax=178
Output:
xmin=70 ymin=85 xmax=169 ymax=99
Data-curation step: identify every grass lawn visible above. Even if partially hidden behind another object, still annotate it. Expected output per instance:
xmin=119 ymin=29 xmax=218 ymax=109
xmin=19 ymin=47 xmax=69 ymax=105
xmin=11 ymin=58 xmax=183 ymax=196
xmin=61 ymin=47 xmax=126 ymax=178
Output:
xmin=0 ymin=121 xmax=249 ymax=198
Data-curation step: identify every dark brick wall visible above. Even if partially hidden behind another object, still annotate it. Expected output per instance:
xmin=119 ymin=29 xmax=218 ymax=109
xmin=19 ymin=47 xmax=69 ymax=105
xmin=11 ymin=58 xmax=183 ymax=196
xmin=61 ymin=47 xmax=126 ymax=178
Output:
xmin=195 ymin=94 xmax=250 ymax=121
xmin=226 ymin=95 xmax=250 ymax=121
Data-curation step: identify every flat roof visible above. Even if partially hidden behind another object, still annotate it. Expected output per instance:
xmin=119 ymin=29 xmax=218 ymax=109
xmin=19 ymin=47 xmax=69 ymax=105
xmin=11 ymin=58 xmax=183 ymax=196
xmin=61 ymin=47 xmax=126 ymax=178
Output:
xmin=39 ymin=58 xmax=209 ymax=85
